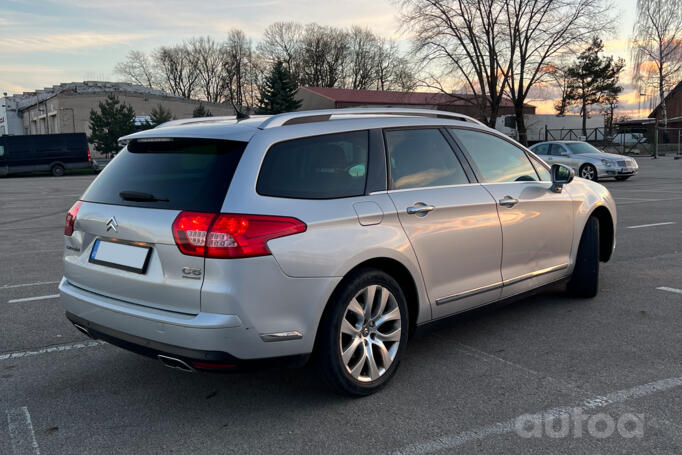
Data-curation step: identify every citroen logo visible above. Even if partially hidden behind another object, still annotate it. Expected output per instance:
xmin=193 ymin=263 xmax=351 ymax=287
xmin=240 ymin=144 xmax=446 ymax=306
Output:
xmin=106 ymin=217 xmax=119 ymax=232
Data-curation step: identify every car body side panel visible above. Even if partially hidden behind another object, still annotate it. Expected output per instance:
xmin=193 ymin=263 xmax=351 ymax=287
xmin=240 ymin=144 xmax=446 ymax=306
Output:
xmin=221 ymin=127 xmax=432 ymax=325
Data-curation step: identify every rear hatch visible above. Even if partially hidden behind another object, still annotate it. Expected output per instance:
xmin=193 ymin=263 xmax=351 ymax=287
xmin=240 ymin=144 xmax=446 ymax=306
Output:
xmin=64 ymin=138 xmax=246 ymax=315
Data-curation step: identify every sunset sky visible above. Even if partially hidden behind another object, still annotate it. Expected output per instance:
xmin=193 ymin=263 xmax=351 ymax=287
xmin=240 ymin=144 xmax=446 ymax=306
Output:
xmin=0 ymin=0 xmax=649 ymax=117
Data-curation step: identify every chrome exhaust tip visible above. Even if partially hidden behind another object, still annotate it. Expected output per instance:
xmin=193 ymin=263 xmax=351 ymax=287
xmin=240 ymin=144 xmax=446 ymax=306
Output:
xmin=73 ymin=323 xmax=92 ymax=338
xmin=157 ymin=354 xmax=194 ymax=373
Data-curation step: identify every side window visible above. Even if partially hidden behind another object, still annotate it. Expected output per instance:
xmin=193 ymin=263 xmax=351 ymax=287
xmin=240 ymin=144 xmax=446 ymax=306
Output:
xmin=533 ymin=143 xmax=549 ymax=155
xmin=529 ymin=154 xmax=552 ymax=181
xmin=450 ymin=129 xmax=539 ymax=183
xmin=257 ymin=130 xmax=369 ymax=199
xmin=548 ymin=144 xmax=563 ymax=156
xmin=384 ymin=128 xmax=469 ymax=190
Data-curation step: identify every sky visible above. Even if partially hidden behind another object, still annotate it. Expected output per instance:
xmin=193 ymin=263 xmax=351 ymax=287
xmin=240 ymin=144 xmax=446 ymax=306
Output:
xmin=0 ymin=0 xmax=648 ymax=116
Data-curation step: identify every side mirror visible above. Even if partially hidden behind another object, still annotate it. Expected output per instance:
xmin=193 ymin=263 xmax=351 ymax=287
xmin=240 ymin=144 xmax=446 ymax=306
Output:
xmin=560 ymin=150 xmax=569 ymax=157
xmin=550 ymin=164 xmax=574 ymax=193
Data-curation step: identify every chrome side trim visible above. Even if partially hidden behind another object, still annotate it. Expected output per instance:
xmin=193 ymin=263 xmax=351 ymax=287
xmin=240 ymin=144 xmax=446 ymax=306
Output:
xmin=436 ymin=282 xmax=503 ymax=306
xmin=503 ymin=263 xmax=569 ymax=287
xmin=435 ymin=263 xmax=569 ymax=306
xmin=260 ymin=331 xmax=303 ymax=342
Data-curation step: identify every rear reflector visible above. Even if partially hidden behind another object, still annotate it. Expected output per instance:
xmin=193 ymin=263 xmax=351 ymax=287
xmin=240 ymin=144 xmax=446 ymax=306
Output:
xmin=64 ymin=201 xmax=83 ymax=236
xmin=172 ymin=212 xmax=306 ymax=259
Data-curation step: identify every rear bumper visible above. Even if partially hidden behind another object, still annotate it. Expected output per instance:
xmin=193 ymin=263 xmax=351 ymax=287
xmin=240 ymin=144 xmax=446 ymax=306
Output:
xmin=65 ymin=311 xmax=308 ymax=370
xmin=59 ymin=272 xmax=339 ymax=360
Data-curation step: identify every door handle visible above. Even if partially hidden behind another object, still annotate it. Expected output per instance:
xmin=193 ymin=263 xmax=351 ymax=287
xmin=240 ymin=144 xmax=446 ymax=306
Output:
xmin=406 ymin=203 xmax=435 ymax=216
xmin=498 ymin=196 xmax=519 ymax=207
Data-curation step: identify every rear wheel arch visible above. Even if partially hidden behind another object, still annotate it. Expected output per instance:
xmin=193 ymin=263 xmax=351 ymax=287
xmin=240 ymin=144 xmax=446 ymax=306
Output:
xmin=587 ymin=206 xmax=614 ymax=262
xmin=315 ymin=258 xmax=420 ymax=351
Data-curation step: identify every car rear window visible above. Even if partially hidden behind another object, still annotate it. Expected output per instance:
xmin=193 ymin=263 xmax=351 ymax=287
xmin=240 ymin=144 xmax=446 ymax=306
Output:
xmin=257 ymin=131 xmax=369 ymax=199
xmin=81 ymin=138 xmax=246 ymax=211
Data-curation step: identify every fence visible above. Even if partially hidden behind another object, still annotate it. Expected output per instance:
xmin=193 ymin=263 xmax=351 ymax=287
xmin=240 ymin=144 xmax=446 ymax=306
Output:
xmin=653 ymin=126 xmax=682 ymax=158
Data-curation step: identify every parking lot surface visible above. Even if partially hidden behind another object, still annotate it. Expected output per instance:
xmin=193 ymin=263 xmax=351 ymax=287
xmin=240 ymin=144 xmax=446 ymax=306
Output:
xmin=1 ymin=159 xmax=681 ymax=454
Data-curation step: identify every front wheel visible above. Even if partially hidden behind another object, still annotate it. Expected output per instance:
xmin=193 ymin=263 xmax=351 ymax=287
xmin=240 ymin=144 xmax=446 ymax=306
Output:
xmin=567 ymin=216 xmax=600 ymax=298
xmin=579 ymin=164 xmax=598 ymax=181
xmin=317 ymin=269 xmax=408 ymax=396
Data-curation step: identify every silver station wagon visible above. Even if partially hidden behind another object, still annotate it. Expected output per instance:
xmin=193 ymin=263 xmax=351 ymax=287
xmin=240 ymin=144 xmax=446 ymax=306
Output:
xmin=60 ymin=108 xmax=617 ymax=396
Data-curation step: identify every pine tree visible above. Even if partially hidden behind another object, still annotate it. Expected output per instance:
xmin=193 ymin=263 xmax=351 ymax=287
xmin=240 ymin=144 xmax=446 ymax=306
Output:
xmin=192 ymin=103 xmax=213 ymax=118
xmin=88 ymin=94 xmax=136 ymax=158
xmin=563 ymin=37 xmax=625 ymax=135
xmin=256 ymin=61 xmax=302 ymax=114
xmin=148 ymin=104 xmax=174 ymax=126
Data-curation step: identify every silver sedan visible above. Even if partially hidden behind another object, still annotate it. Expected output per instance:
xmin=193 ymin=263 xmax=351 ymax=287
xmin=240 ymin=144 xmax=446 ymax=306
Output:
xmin=530 ymin=141 xmax=638 ymax=181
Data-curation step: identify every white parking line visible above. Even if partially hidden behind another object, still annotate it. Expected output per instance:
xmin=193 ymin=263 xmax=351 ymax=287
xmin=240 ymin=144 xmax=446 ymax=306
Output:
xmin=626 ymin=222 xmax=676 ymax=229
xmin=0 ymin=340 xmax=105 ymax=361
xmin=392 ymin=376 xmax=682 ymax=455
xmin=1 ymin=281 xmax=59 ymax=290
xmin=657 ymin=287 xmax=682 ymax=295
xmin=6 ymin=407 xmax=40 ymax=455
xmin=7 ymin=295 xmax=59 ymax=304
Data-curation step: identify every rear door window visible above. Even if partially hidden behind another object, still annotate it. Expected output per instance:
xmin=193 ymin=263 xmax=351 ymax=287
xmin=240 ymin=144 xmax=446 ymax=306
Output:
xmin=81 ymin=138 xmax=246 ymax=212
xmin=533 ymin=143 xmax=549 ymax=155
xmin=385 ymin=128 xmax=469 ymax=190
xmin=257 ymin=131 xmax=369 ymax=199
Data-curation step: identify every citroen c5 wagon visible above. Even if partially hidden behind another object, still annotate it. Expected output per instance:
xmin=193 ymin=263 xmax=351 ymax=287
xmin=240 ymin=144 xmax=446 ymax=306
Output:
xmin=60 ymin=108 xmax=616 ymax=396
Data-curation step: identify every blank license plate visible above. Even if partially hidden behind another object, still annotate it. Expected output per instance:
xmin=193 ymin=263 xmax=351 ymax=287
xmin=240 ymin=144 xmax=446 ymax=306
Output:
xmin=89 ymin=240 xmax=152 ymax=274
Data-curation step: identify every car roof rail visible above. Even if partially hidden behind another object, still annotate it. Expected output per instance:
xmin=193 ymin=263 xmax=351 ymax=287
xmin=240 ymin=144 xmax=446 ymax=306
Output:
xmin=257 ymin=108 xmax=485 ymax=129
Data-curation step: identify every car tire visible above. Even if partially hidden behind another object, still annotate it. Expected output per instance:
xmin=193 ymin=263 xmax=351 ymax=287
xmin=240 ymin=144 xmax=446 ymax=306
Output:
xmin=615 ymin=176 xmax=630 ymax=181
xmin=567 ymin=216 xmax=599 ymax=298
xmin=579 ymin=164 xmax=598 ymax=181
xmin=51 ymin=164 xmax=65 ymax=177
xmin=317 ymin=268 xmax=408 ymax=396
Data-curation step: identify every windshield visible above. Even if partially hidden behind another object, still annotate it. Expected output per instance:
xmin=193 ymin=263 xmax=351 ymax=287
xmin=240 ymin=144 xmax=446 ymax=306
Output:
xmin=566 ymin=142 xmax=602 ymax=155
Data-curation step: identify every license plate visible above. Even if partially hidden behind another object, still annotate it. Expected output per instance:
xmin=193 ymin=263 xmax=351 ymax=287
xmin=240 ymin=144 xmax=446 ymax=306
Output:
xmin=89 ymin=239 xmax=152 ymax=274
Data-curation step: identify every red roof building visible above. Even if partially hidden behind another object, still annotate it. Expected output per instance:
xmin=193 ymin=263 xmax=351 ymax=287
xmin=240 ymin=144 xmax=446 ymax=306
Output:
xmin=296 ymin=86 xmax=535 ymax=120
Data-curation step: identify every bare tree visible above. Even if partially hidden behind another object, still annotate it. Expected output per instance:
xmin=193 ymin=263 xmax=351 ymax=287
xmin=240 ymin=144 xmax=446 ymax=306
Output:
xmin=504 ymin=0 xmax=613 ymax=144
xmin=153 ymin=44 xmax=200 ymax=98
xmin=631 ymin=0 xmax=682 ymax=126
xmin=224 ymin=29 xmax=262 ymax=111
xmin=347 ymin=26 xmax=380 ymax=89
xmin=298 ymin=24 xmax=349 ymax=87
xmin=114 ymin=50 xmax=159 ymax=88
xmin=258 ymin=22 xmax=303 ymax=78
xmin=188 ymin=36 xmax=228 ymax=103
xmin=399 ymin=0 xmax=513 ymax=127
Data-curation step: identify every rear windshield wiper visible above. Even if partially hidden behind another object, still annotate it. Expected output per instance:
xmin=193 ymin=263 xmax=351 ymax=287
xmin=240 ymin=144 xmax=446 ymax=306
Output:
xmin=119 ymin=191 xmax=169 ymax=202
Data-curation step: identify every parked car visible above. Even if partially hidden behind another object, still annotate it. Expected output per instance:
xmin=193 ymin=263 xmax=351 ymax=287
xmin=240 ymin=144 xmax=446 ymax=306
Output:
xmin=530 ymin=140 xmax=638 ymax=181
xmin=59 ymin=109 xmax=617 ymax=396
xmin=0 ymin=133 xmax=91 ymax=177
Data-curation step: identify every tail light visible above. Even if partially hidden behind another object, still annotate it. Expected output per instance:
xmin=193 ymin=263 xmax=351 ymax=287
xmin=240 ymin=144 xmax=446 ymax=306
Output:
xmin=87 ymin=150 xmax=92 ymax=163
xmin=172 ymin=212 xmax=306 ymax=259
xmin=65 ymin=201 xmax=83 ymax=236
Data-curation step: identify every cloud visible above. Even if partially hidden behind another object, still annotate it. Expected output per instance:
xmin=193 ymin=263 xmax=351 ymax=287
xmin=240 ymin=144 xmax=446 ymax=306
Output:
xmin=1 ymin=32 xmax=152 ymax=53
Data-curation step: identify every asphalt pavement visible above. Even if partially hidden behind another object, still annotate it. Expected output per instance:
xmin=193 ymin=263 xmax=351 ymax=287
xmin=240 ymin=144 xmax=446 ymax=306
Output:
xmin=1 ymin=159 xmax=681 ymax=454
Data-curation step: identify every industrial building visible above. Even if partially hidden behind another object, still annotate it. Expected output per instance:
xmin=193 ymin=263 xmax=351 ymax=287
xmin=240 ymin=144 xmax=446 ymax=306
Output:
xmin=0 ymin=81 xmax=233 ymax=138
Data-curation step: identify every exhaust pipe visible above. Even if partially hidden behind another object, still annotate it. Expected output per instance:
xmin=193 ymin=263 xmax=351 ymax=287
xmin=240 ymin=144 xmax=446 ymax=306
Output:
xmin=157 ymin=354 xmax=194 ymax=373
xmin=73 ymin=323 xmax=93 ymax=338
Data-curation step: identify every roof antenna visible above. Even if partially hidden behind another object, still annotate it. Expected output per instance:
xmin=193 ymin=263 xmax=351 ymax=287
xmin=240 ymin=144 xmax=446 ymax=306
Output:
xmin=230 ymin=100 xmax=250 ymax=121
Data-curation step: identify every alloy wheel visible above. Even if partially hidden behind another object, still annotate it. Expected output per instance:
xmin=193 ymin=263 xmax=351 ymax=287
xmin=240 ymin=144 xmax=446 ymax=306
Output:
xmin=580 ymin=165 xmax=596 ymax=180
xmin=339 ymin=284 xmax=402 ymax=382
